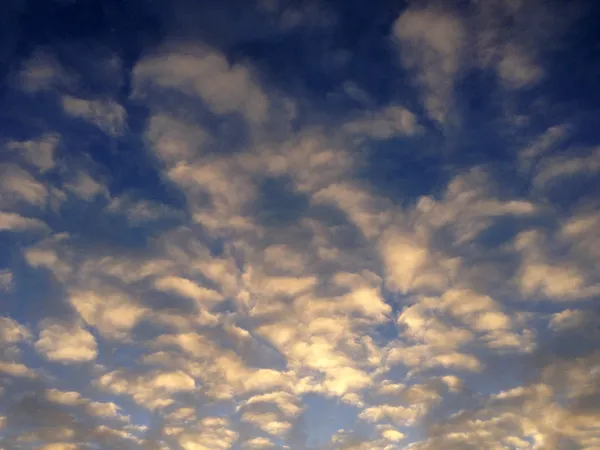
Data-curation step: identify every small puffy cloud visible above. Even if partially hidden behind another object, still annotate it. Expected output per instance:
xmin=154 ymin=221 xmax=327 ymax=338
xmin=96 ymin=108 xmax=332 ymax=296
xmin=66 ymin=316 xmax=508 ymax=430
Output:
xmin=378 ymin=233 xmax=429 ymax=294
xmin=86 ymin=401 xmax=123 ymax=419
xmin=69 ymin=289 xmax=148 ymax=340
xmin=17 ymin=50 xmax=73 ymax=93
xmin=514 ymin=230 xmax=600 ymax=300
xmin=377 ymin=425 xmax=405 ymax=442
xmin=165 ymin=407 xmax=196 ymax=423
xmin=35 ymin=320 xmax=98 ymax=363
xmin=243 ymin=436 xmax=274 ymax=449
xmin=549 ymin=309 xmax=588 ymax=331
xmin=0 ymin=317 xmax=31 ymax=345
xmin=0 ymin=269 xmax=14 ymax=292
xmin=392 ymin=6 xmax=465 ymax=123
xmin=473 ymin=0 xmax=556 ymax=93
xmin=144 ymin=114 xmax=209 ymax=165
xmin=38 ymin=445 xmax=79 ymax=450
xmin=177 ymin=416 xmax=238 ymax=450
xmin=133 ymin=44 xmax=269 ymax=123
xmin=0 ymin=164 xmax=48 ymax=208
xmin=106 ymin=194 xmax=179 ymax=225
xmin=241 ymin=411 xmax=291 ymax=436
xmin=497 ymin=43 xmax=543 ymax=89
xmin=95 ymin=368 xmax=195 ymax=409
xmin=45 ymin=389 xmax=126 ymax=421
xmin=61 ymin=96 xmax=127 ymax=136
xmin=343 ymin=106 xmax=419 ymax=139
xmin=520 ymin=263 xmax=586 ymax=299
xmin=7 ymin=133 xmax=59 ymax=172
xmin=429 ymin=352 xmax=482 ymax=372
xmin=359 ymin=404 xmax=419 ymax=427
xmin=519 ymin=124 xmax=570 ymax=172
xmin=153 ymin=276 xmax=222 ymax=305
xmin=45 ymin=389 xmax=83 ymax=406
xmin=533 ymin=147 xmax=600 ymax=188
xmin=238 ymin=391 xmax=302 ymax=418
xmin=0 ymin=361 xmax=37 ymax=378
xmin=0 ymin=211 xmax=48 ymax=232
xmin=25 ymin=246 xmax=72 ymax=282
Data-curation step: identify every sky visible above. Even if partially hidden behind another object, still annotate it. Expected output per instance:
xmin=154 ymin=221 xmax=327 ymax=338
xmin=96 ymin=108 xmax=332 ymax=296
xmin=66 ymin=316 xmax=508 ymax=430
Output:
xmin=1 ymin=0 xmax=600 ymax=449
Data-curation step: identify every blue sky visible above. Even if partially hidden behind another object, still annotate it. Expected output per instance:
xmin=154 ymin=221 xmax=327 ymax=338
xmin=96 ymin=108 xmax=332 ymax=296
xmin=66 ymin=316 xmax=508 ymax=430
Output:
xmin=1 ymin=0 xmax=600 ymax=449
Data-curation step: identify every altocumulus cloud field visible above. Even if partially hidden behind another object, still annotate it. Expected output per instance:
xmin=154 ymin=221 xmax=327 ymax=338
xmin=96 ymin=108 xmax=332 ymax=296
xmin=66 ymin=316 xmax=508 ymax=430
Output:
xmin=1 ymin=0 xmax=600 ymax=449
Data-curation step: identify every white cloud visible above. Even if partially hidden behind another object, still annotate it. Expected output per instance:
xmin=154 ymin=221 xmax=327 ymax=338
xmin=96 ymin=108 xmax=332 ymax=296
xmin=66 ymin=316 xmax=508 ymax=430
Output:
xmin=0 ymin=269 xmax=14 ymax=292
xmin=533 ymin=147 xmax=600 ymax=188
xmin=133 ymin=45 xmax=269 ymax=123
xmin=378 ymin=425 xmax=405 ymax=442
xmin=25 ymin=246 xmax=72 ymax=282
xmin=177 ymin=416 xmax=238 ymax=450
xmin=106 ymin=193 xmax=179 ymax=224
xmin=519 ymin=124 xmax=570 ymax=172
xmin=69 ymin=289 xmax=148 ymax=340
xmin=343 ymin=105 xmax=419 ymax=139
xmin=392 ymin=7 xmax=465 ymax=123
xmin=45 ymin=389 xmax=83 ymax=406
xmin=0 ymin=361 xmax=37 ymax=378
xmin=153 ymin=276 xmax=222 ymax=305
xmin=16 ymin=50 xmax=73 ymax=93
xmin=37 ymin=444 xmax=79 ymax=450
xmin=497 ymin=43 xmax=543 ymax=89
xmin=96 ymin=368 xmax=196 ymax=410
xmin=0 ymin=211 xmax=48 ymax=232
xmin=243 ymin=436 xmax=274 ymax=449
xmin=0 ymin=164 xmax=48 ymax=208
xmin=61 ymin=96 xmax=127 ymax=136
xmin=7 ymin=133 xmax=59 ymax=172
xmin=514 ymin=230 xmax=600 ymax=300
xmin=35 ymin=320 xmax=98 ymax=363
xmin=241 ymin=411 xmax=291 ymax=436
xmin=144 ymin=114 xmax=210 ymax=165
xmin=549 ymin=309 xmax=587 ymax=331
xmin=0 ymin=317 xmax=31 ymax=344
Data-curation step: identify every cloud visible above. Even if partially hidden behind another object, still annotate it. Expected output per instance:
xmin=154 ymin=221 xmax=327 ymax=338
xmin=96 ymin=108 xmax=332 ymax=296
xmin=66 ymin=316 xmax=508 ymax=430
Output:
xmin=69 ymin=289 xmax=148 ymax=340
xmin=514 ymin=229 xmax=600 ymax=300
xmin=533 ymin=147 xmax=600 ymax=188
xmin=378 ymin=425 xmax=405 ymax=442
xmin=0 ymin=269 xmax=13 ymax=291
xmin=0 ymin=361 xmax=37 ymax=378
xmin=144 ymin=114 xmax=210 ymax=165
xmin=95 ymin=368 xmax=196 ymax=410
xmin=1 ymin=4 xmax=598 ymax=450
xmin=35 ymin=320 xmax=98 ymax=363
xmin=7 ymin=133 xmax=59 ymax=172
xmin=61 ymin=96 xmax=127 ymax=136
xmin=153 ymin=276 xmax=222 ymax=305
xmin=0 ymin=164 xmax=48 ymax=208
xmin=133 ymin=44 xmax=269 ymax=123
xmin=16 ymin=50 xmax=73 ymax=93
xmin=175 ymin=416 xmax=238 ymax=450
xmin=242 ymin=436 xmax=274 ymax=449
xmin=45 ymin=388 xmax=127 ymax=421
xmin=0 ymin=316 xmax=31 ymax=344
xmin=0 ymin=211 xmax=48 ymax=231
xmin=38 ymin=444 xmax=79 ymax=450
xmin=392 ymin=7 xmax=465 ymax=124
xmin=472 ymin=0 xmax=562 ymax=91
xmin=343 ymin=105 xmax=419 ymax=139
xmin=496 ymin=43 xmax=543 ymax=89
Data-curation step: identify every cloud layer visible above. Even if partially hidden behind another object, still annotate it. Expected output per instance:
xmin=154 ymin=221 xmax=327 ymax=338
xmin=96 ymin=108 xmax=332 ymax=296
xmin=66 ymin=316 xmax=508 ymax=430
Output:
xmin=0 ymin=1 xmax=598 ymax=449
